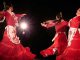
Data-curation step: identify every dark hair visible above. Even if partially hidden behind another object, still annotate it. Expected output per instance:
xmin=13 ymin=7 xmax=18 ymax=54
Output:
xmin=56 ymin=12 xmax=62 ymax=20
xmin=5 ymin=3 xmax=13 ymax=10
xmin=55 ymin=12 xmax=63 ymax=23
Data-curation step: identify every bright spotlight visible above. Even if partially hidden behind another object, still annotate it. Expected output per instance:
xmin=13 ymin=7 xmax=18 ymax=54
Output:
xmin=20 ymin=22 xmax=28 ymax=30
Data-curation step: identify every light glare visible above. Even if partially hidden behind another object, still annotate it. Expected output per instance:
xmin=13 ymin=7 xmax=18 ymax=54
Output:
xmin=20 ymin=22 xmax=28 ymax=30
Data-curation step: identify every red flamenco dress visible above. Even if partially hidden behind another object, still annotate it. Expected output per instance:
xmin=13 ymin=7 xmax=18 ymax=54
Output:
xmin=56 ymin=16 xmax=80 ymax=60
xmin=40 ymin=20 xmax=68 ymax=57
xmin=0 ymin=11 xmax=36 ymax=60
xmin=57 ymin=30 xmax=80 ymax=60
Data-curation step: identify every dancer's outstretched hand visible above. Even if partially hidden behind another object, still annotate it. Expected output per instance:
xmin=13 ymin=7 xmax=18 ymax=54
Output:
xmin=41 ymin=22 xmax=47 ymax=27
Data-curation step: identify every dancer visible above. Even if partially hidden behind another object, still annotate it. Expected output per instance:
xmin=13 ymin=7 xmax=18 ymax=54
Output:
xmin=56 ymin=8 xmax=80 ymax=60
xmin=0 ymin=3 xmax=36 ymax=60
xmin=68 ymin=8 xmax=80 ymax=46
xmin=40 ymin=12 xmax=68 ymax=57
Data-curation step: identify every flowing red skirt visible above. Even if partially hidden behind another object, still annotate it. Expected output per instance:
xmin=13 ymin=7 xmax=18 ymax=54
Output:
xmin=57 ymin=30 xmax=80 ymax=60
xmin=40 ymin=32 xmax=67 ymax=57
xmin=0 ymin=31 xmax=36 ymax=60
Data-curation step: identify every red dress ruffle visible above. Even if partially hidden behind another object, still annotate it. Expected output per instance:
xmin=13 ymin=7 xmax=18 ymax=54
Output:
xmin=56 ymin=30 xmax=80 ymax=60
xmin=0 ymin=31 xmax=36 ymax=60
xmin=40 ymin=32 xmax=67 ymax=57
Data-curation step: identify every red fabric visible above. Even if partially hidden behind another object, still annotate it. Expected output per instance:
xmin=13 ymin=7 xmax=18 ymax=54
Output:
xmin=46 ymin=20 xmax=56 ymax=28
xmin=46 ymin=20 xmax=68 ymax=32
xmin=40 ymin=20 xmax=68 ymax=57
xmin=40 ymin=32 xmax=67 ymax=57
xmin=56 ymin=30 xmax=80 ymax=60
xmin=3 ymin=11 xmax=23 ymax=26
xmin=25 ymin=47 xmax=36 ymax=59
xmin=15 ymin=14 xmax=23 ymax=20
xmin=55 ymin=20 xmax=68 ymax=32
xmin=69 ymin=16 xmax=80 ymax=28
xmin=4 ymin=11 xmax=16 ymax=26
xmin=56 ymin=16 xmax=80 ymax=60
xmin=0 ymin=12 xmax=4 ymax=20
xmin=0 ymin=31 xmax=36 ymax=60
xmin=0 ymin=10 xmax=36 ymax=60
xmin=40 ymin=48 xmax=54 ymax=57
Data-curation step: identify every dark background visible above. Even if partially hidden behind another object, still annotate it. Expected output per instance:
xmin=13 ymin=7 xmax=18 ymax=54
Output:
xmin=0 ymin=0 xmax=80 ymax=60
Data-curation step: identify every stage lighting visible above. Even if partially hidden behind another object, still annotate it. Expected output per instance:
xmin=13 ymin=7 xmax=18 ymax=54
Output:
xmin=20 ymin=22 xmax=28 ymax=30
